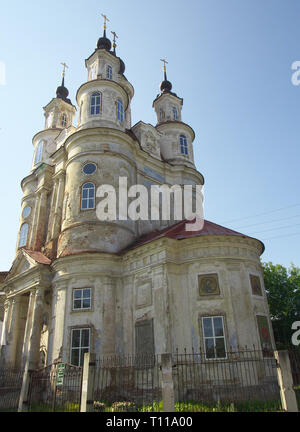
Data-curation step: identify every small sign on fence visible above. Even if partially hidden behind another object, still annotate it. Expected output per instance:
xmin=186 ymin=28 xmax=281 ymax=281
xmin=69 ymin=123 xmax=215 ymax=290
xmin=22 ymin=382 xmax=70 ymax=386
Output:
xmin=56 ymin=363 xmax=66 ymax=386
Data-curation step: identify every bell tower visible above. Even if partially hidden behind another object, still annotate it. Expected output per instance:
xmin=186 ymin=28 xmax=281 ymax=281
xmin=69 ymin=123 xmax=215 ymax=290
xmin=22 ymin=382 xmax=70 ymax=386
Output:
xmin=32 ymin=66 xmax=76 ymax=170
xmin=77 ymin=15 xmax=134 ymax=131
xmin=153 ymin=60 xmax=195 ymax=167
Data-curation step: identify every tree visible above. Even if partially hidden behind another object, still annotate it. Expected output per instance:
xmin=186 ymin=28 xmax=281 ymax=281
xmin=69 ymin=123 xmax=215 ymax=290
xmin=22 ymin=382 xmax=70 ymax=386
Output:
xmin=263 ymin=262 xmax=300 ymax=347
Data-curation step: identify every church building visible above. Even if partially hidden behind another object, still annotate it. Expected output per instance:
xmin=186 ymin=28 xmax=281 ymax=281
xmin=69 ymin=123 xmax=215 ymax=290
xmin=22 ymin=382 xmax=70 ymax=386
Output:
xmin=0 ymin=20 xmax=275 ymax=371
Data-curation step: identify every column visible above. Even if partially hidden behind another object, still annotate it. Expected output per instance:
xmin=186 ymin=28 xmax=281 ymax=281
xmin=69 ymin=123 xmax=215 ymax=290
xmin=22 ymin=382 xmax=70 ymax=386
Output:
xmin=50 ymin=281 xmax=67 ymax=363
xmin=22 ymin=287 xmax=44 ymax=370
xmin=0 ymin=298 xmax=12 ymax=366
xmin=5 ymin=296 xmax=22 ymax=367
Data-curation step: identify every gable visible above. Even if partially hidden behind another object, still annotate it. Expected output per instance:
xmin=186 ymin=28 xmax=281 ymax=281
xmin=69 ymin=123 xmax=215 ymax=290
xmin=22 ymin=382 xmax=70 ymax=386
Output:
xmin=6 ymin=249 xmax=50 ymax=281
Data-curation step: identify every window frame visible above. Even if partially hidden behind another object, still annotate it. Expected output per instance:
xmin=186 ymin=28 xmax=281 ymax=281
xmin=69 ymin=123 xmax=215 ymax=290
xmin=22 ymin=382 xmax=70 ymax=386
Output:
xmin=90 ymin=92 xmax=102 ymax=116
xmin=80 ymin=182 xmax=96 ymax=211
xmin=180 ymin=135 xmax=188 ymax=155
xmin=22 ymin=206 xmax=31 ymax=219
xmin=61 ymin=113 xmax=67 ymax=127
xmin=106 ymin=65 xmax=113 ymax=80
xmin=34 ymin=140 xmax=44 ymax=165
xmin=82 ymin=163 xmax=97 ymax=176
xmin=70 ymin=327 xmax=91 ymax=367
xmin=249 ymin=274 xmax=263 ymax=297
xmin=72 ymin=288 xmax=92 ymax=311
xmin=201 ymin=315 xmax=227 ymax=360
xmin=19 ymin=223 xmax=29 ymax=248
xmin=172 ymin=106 xmax=178 ymax=120
xmin=117 ymin=98 xmax=124 ymax=122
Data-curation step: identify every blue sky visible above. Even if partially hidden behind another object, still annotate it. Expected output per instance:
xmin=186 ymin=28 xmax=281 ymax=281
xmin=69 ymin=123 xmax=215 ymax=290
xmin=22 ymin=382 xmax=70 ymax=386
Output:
xmin=0 ymin=0 xmax=299 ymax=270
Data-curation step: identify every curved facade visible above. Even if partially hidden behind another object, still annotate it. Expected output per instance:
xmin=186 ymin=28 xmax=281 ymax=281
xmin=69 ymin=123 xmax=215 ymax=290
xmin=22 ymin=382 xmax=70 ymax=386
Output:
xmin=0 ymin=27 xmax=274 ymax=371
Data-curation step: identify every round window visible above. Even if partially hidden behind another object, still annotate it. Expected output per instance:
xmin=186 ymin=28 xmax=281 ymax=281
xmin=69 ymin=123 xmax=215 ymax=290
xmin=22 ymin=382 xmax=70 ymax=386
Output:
xmin=83 ymin=163 xmax=97 ymax=175
xmin=22 ymin=206 xmax=31 ymax=218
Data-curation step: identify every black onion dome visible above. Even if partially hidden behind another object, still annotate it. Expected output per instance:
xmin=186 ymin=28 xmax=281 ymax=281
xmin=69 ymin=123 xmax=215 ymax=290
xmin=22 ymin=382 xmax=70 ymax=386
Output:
xmin=119 ymin=58 xmax=125 ymax=74
xmin=56 ymin=84 xmax=69 ymax=100
xmin=160 ymin=79 xmax=172 ymax=93
xmin=56 ymin=77 xmax=72 ymax=104
xmin=97 ymin=29 xmax=112 ymax=51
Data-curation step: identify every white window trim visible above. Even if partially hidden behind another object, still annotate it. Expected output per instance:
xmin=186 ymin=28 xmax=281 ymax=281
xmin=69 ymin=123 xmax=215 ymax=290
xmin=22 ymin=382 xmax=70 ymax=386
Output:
xmin=19 ymin=223 xmax=29 ymax=248
xmin=202 ymin=316 xmax=227 ymax=360
xmin=34 ymin=141 xmax=44 ymax=165
xmin=81 ymin=182 xmax=95 ymax=210
xmin=70 ymin=328 xmax=90 ymax=367
xmin=90 ymin=92 xmax=101 ymax=116
xmin=72 ymin=288 xmax=92 ymax=311
xmin=180 ymin=135 xmax=188 ymax=155
xmin=117 ymin=98 xmax=124 ymax=122
xmin=106 ymin=65 xmax=112 ymax=80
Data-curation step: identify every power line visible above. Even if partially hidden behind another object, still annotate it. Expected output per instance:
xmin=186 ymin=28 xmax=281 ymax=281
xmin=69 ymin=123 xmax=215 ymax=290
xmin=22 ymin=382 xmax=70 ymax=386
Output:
xmin=235 ymin=214 xmax=300 ymax=229
xmin=261 ymin=232 xmax=300 ymax=241
xmin=247 ymin=222 xmax=300 ymax=235
xmin=221 ymin=204 xmax=300 ymax=224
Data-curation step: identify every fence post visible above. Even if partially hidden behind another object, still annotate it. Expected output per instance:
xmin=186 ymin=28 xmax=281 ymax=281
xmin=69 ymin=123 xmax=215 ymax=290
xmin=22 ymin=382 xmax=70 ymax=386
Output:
xmin=80 ymin=352 xmax=96 ymax=412
xmin=275 ymin=350 xmax=298 ymax=412
xmin=18 ymin=366 xmax=32 ymax=412
xmin=160 ymin=353 xmax=175 ymax=412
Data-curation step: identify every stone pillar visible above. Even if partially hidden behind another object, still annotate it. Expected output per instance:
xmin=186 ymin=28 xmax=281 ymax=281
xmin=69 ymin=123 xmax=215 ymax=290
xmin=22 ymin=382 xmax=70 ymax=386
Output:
xmin=5 ymin=296 xmax=22 ymax=367
xmin=80 ymin=352 xmax=96 ymax=412
xmin=275 ymin=350 xmax=298 ymax=412
xmin=160 ymin=353 xmax=175 ymax=412
xmin=153 ymin=265 xmax=171 ymax=353
xmin=51 ymin=281 xmax=67 ymax=363
xmin=0 ymin=298 xmax=12 ymax=365
xmin=21 ymin=287 xmax=44 ymax=371
xmin=101 ymin=277 xmax=116 ymax=355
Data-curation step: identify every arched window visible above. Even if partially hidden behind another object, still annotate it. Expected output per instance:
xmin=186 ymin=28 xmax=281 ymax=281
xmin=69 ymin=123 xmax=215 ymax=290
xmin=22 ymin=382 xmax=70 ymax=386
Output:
xmin=172 ymin=107 xmax=178 ymax=120
xmin=117 ymin=98 xmax=124 ymax=122
xmin=61 ymin=113 xmax=67 ymax=127
xmin=90 ymin=92 xmax=101 ymax=115
xmin=19 ymin=223 xmax=28 ymax=248
xmin=106 ymin=65 xmax=112 ymax=80
xmin=34 ymin=140 xmax=44 ymax=165
xmin=180 ymin=135 xmax=188 ymax=155
xmin=81 ymin=183 xmax=95 ymax=210
xmin=159 ymin=109 xmax=165 ymax=121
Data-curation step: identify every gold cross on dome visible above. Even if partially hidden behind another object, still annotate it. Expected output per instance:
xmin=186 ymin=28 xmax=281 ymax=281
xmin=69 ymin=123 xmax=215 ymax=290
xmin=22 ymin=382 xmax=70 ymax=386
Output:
xmin=101 ymin=13 xmax=110 ymax=29
xmin=160 ymin=58 xmax=168 ymax=72
xmin=61 ymin=62 xmax=68 ymax=77
xmin=111 ymin=31 xmax=118 ymax=44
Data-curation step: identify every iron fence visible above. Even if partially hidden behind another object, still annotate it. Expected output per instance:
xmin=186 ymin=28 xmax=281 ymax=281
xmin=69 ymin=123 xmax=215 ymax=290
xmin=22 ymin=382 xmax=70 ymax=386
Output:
xmin=93 ymin=354 xmax=161 ymax=412
xmin=28 ymin=363 xmax=82 ymax=412
xmin=172 ymin=347 xmax=281 ymax=412
xmin=0 ymin=368 xmax=24 ymax=412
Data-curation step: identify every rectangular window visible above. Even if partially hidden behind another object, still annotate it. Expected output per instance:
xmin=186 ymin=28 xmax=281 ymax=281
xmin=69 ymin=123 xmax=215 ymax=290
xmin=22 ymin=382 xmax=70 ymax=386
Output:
xmin=256 ymin=315 xmax=273 ymax=357
xmin=250 ymin=275 xmax=263 ymax=296
xmin=202 ymin=316 xmax=226 ymax=359
xmin=70 ymin=328 xmax=90 ymax=366
xmin=73 ymin=288 xmax=91 ymax=310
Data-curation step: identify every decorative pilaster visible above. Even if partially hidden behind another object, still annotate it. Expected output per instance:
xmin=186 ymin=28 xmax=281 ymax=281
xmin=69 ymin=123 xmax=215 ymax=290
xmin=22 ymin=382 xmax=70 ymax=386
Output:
xmin=101 ymin=276 xmax=116 ymax=356
xmin=51 ymin=175 xmax=65 ymax=240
